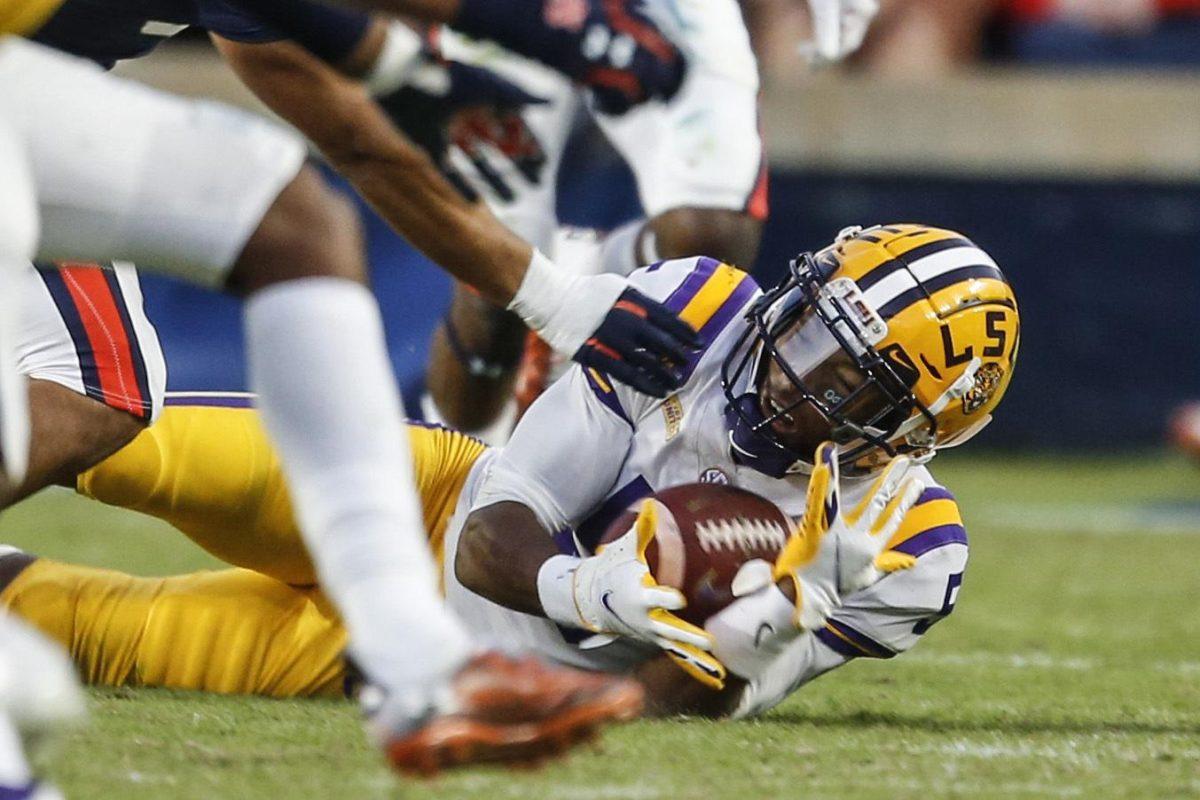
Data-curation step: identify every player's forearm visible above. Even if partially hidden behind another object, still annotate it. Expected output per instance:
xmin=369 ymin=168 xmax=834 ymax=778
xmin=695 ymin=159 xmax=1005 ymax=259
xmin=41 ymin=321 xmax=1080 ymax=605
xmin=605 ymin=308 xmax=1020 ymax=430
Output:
xmin=456 ymin=501 xmax=560 ymax=616
xmin=214 ymin=36 xmax=532 ymax=303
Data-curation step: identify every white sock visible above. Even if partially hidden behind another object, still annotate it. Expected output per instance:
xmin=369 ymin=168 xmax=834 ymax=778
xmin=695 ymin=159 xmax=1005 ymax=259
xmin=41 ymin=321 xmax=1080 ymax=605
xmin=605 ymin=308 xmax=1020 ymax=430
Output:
xmin=0 ymin=714 xmax=31 ymax=789
xmin=245 ymin=278 xmax=471 ymax=693
xmin=0 ymin=258 xmax=30 ymax=484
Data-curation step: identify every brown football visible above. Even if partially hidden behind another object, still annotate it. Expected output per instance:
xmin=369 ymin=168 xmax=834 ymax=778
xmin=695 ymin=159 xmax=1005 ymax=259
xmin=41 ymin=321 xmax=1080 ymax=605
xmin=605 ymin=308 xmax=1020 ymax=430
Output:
xmin=599 ymin=483 xmax=792 ymax=626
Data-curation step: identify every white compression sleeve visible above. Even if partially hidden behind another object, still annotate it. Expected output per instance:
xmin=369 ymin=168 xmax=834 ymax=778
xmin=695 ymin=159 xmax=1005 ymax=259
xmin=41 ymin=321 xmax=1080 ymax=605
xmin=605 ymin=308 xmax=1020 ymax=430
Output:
xmin=245 ymin=278 xmax=471 ymax=692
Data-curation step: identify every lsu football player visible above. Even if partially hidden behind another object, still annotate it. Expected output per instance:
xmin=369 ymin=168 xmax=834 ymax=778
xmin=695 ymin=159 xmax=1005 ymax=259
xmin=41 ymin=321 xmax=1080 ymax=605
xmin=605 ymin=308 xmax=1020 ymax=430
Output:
xmin=0 ymin=224 xmax=1019 ymax=718
xmin=0 ymin=0 xmax=705 ymax=772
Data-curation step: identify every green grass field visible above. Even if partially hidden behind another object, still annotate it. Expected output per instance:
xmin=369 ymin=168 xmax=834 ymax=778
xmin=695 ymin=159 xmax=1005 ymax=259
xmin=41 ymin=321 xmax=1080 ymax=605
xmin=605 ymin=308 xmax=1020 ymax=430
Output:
xmin=1 ymin=452 xmax=1198 ymax=799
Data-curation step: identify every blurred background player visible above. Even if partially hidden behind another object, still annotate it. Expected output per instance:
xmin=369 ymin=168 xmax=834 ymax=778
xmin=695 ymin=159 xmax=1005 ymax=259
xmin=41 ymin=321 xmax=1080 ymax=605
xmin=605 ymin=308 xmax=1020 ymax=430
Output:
xmin=419 ymin=0 xmax=883 ymax=442
xmin=0 ymin=0 xmax=699 ymax=773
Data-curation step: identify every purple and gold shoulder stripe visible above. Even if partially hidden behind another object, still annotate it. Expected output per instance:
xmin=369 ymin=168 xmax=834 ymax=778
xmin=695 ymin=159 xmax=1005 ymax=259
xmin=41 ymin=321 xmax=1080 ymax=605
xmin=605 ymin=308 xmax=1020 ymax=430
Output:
xmin=663 ymin=257 xmax=759 ymax=381
xmin=886 ymin=485 xmax=968 ymax=558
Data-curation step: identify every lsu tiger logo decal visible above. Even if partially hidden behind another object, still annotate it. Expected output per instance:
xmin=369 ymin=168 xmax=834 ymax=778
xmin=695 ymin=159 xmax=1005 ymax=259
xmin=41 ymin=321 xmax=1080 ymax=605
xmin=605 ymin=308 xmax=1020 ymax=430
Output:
xmin=963 ymin=362 xmax=1004 ymax=414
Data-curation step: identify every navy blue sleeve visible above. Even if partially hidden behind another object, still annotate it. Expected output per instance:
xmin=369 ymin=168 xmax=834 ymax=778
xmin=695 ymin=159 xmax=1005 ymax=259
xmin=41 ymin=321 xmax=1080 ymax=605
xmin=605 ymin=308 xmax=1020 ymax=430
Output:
xmin=198 ymin=0 xmax=371 ymax=64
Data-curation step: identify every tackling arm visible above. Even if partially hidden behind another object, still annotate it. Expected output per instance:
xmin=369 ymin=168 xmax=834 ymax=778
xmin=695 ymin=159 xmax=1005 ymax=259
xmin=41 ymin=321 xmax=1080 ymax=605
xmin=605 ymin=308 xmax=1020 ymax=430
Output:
xmin=212 ymin=33 xmax=532 ymax=305
xmin=214 ymin=24 xmax=697 ymax=396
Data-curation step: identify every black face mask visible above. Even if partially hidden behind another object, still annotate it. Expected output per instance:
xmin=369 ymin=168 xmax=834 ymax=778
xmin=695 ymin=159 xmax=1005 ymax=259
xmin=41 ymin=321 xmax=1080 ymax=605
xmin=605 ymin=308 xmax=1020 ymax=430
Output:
xmin=723 ymin=392 xmax=804 ymax=479
xmin=721 ymin=252 xmax=930 ymax=475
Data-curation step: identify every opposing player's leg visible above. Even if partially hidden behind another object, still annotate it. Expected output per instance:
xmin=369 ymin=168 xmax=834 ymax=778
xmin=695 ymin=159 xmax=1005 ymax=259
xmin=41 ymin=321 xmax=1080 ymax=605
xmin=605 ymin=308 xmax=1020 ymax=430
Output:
xmin=423 ymin=286 xmax=526 ymax=442
xmin=0 ymin=39 xmax=641 ymax=771
xmin=0 ymin=261 xmax=165 ymax=510
xmin=0 ymin=31 xmax=469 ymax=693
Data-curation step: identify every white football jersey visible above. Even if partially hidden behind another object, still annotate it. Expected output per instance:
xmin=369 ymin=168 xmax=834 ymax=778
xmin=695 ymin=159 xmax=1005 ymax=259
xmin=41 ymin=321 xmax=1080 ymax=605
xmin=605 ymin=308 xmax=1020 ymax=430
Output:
xmin=443 ymin=257 xmax=969 ymax=716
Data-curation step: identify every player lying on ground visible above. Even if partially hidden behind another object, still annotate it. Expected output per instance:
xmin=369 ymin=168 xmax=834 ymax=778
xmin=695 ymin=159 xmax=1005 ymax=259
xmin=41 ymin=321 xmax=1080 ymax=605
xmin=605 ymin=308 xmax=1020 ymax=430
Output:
xmin=1 ymin=224 xmax=1019 ymax=716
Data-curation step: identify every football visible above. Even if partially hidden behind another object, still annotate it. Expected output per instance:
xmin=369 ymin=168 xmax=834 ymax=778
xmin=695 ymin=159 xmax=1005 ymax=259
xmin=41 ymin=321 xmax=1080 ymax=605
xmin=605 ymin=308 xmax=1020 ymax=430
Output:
xmin=599 ymin=484 xmax=793 ymax=626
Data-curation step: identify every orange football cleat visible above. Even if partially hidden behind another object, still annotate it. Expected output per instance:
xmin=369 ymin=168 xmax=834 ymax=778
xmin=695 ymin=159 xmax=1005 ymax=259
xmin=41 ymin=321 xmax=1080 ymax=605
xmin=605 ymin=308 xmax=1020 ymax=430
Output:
xmin=381 ymin=652 xmax=644 ymax=776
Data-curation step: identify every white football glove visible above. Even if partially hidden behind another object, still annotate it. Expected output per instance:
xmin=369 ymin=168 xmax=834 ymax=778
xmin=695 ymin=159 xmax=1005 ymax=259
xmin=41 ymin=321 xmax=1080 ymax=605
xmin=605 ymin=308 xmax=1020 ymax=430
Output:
xmin=538 ymin=500 xmax=726 ymax=689
xmin=798 ymin=0 xmax=880 ymax=66
xmin=707 ymin=442 xmax=922 ymax=679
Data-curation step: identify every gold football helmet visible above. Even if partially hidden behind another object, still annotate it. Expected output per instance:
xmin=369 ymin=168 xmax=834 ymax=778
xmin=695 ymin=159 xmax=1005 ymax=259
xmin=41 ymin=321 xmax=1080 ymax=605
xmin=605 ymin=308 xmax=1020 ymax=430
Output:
xmin=722 ymin=224 xmax=1020 ymax=476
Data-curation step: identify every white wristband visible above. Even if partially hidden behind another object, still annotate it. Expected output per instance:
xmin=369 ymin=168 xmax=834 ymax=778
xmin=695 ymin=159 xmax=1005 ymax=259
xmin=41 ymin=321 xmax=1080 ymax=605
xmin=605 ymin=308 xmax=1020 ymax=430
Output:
xmin=508 ymin=249 xmax=629 ymax=357
xmin=363 ymin=20 xmax=425 ymax=96
xmin=536 ymin=554 xmax=586 ymax=629
xmin=507 ymin=249 xmax=576 ymax=334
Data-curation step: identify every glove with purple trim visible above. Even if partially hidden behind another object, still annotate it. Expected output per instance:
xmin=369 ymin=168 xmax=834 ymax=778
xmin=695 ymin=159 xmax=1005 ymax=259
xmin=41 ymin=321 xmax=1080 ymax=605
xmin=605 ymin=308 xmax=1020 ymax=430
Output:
xmin=452 ymin=0 xmax=686 ymax=114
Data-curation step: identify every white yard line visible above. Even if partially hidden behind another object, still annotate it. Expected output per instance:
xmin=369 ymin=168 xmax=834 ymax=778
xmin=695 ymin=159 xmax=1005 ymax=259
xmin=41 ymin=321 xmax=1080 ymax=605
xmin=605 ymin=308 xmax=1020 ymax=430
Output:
xmin=974 ymin=501 xmax=1200 ymax=535
xmin=906 ymin=650 xmax=1200 ymax=675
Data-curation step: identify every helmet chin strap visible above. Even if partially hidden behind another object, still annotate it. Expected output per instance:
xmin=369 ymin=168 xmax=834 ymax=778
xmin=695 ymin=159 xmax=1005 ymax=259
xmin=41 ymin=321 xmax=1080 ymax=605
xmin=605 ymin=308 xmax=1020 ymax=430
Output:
xmin=724 ymin=393 xmax=804 ymax=479
xmin=898 ymin=356 xmax=983 ymax=449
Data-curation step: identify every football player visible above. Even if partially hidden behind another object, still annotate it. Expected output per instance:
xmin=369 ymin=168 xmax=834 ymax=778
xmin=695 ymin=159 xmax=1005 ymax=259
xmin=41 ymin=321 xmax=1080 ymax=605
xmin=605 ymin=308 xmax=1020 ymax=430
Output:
xmin=420 ymin=0 xmax=884 ymax=443
xmin=0 ymin=0 xmax=700 ymax=774
xmin=0 ymin=224 xmax=1019 ymax=718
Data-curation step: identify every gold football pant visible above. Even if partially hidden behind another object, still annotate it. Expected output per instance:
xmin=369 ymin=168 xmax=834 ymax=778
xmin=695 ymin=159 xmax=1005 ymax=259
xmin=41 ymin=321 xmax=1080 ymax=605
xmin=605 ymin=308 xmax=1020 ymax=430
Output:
xmin=0 ymin=405 xmax=487 ymax=697
xmin=2 ymin=559 xmax=348 ymax=697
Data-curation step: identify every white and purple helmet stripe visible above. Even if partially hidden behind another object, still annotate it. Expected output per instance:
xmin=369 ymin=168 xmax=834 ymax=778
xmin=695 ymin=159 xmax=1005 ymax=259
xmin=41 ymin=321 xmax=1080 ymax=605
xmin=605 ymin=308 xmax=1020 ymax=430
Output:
xmin=856 ymin=239 xmax=1005 ymax=321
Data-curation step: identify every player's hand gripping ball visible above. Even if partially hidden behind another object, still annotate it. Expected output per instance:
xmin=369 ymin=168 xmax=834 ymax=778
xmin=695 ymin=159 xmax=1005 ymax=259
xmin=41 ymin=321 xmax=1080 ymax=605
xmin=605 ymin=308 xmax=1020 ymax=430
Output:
xmin=600 ymin=484 xmax=792 ymax=627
